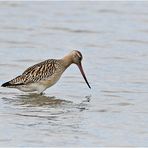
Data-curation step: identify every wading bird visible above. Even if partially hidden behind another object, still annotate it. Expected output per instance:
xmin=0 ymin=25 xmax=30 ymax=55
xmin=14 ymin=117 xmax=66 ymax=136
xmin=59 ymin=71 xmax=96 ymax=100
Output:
xmin=1 ymin=50 xmax=91 ymax=94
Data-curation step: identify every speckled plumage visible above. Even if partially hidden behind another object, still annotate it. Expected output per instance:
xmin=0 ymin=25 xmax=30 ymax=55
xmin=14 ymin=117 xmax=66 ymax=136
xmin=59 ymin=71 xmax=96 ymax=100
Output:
xmin=10 ymin=59 xmax=62 ymax=84
xmin=1 ymin=50 xmax=91 ymax=94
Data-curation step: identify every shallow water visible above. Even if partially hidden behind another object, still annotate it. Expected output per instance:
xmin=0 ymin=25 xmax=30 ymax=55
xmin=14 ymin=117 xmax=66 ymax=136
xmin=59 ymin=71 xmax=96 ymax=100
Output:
xmin=0 ymin=1 xmax=148 ymax=147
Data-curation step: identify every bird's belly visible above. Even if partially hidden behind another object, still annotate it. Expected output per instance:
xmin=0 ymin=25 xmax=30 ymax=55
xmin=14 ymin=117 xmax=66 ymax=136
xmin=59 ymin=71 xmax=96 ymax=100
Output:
xmin=40 ymin=74 xmax=61 ymax=89
xmin=16 ymin=83 xmax=48 ymax=93
xmin=17 ymin=72 xmax=63 ymax=93
xmin=16 ymin=84 xmax=37 ymax=92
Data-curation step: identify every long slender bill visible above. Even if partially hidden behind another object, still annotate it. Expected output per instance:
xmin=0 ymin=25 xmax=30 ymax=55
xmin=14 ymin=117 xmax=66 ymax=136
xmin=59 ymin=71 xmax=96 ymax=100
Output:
xmin=78 ymin=62 xmax=91 ymax=89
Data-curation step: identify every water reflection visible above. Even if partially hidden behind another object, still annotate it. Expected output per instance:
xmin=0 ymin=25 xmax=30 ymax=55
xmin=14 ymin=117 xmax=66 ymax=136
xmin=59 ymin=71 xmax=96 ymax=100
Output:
xmin=1 ymin=93 xmax=91 ymax=113
xmin=1 ymin=93 xmax=91 ymax=132
xmin=2 ymin=93 xmax=72 ymax=107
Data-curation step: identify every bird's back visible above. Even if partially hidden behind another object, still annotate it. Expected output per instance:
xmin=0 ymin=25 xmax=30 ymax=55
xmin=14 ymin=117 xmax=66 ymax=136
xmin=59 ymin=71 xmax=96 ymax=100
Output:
xmin=2 ymin=59 xmax=64 ymax=88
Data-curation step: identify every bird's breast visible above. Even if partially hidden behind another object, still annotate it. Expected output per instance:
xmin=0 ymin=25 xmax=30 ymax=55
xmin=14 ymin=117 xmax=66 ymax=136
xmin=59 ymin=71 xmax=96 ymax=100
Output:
xmin=40 ymin=70 xmax=64 ymax=87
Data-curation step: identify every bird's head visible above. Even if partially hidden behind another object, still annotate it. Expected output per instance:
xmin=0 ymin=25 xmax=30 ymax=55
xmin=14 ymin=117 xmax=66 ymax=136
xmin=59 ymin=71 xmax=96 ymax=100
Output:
xmin=71 ymin=50 xmax=83 ymax=65
xmin=70 ymin=50 xmax=91 ymax=89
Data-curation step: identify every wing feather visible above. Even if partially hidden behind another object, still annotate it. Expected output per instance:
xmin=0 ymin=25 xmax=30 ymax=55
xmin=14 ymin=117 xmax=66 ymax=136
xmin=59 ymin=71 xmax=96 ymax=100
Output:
xmin=9 ymin=59 xmax=59 ymax=85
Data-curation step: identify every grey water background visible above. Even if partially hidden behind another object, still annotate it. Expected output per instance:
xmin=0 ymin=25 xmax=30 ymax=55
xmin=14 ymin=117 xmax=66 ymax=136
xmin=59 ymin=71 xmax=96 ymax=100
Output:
xmin=0 ymin=1 xmax=148 ymax=147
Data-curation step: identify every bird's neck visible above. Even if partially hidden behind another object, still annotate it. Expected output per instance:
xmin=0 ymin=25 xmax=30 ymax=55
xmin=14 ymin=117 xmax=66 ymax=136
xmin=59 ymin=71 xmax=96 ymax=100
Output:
xmin=61 ymin=54 xmax=73 ymax=68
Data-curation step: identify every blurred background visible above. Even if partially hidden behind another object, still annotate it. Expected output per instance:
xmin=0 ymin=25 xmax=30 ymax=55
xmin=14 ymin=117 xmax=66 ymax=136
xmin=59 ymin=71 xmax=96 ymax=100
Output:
xmin=0 ymin=1 xmax=148 ymax=147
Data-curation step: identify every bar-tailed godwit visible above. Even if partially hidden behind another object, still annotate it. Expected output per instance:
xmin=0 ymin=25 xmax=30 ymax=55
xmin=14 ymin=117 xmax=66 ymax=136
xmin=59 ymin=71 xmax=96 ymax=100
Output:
xmin=1 ymin=50 xmax=91 ymax=94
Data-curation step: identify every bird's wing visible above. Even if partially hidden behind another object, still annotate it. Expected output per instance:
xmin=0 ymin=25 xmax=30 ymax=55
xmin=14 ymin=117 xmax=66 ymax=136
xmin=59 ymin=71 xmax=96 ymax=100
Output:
xmin=9 ymin=59 xmax=59 ymax=85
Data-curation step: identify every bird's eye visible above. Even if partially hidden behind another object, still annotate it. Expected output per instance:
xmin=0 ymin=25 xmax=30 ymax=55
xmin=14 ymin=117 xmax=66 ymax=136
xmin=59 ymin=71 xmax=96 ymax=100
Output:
xmin=78 ymin=56 xmax=82 ymax=60
xmin=75 ymin=53 xmax=82 ymax=60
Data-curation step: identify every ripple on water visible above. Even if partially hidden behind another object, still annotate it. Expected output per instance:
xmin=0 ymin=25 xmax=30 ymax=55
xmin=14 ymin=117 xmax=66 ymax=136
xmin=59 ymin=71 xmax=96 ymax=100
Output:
xmin=0 ymin=94 xmax=89 ymax=135
xmin=118 ymin=39 xmax=148 ymax=45
xmin=45 ymin=26 xmax=102 ymax=34
xmin=0 ymin=63 xmax=22 ymax=68
xmin=102 ymin=90 xmax=148 ymax=94
xmin=109 ymin=102 xmax=134 ymax=106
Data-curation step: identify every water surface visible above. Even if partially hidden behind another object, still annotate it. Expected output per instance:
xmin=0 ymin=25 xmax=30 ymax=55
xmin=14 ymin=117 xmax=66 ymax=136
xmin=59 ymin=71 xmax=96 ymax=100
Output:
xmin=0 ymin=1 xmax=148 ymax=147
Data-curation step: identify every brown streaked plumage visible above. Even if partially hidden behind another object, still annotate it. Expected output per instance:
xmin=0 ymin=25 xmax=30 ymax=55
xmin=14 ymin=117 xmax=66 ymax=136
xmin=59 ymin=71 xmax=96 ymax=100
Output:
xmin=1 ymin=50 xmax=91 ymax=94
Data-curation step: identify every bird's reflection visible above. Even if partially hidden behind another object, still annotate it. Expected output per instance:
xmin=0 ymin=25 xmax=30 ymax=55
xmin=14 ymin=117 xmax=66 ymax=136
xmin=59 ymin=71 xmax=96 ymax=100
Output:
xmin=1 ymin=93 xmax=91 ymax=113
xmin=16 ymin=93 xmax=73 ymax=107
xmin=2 ymin=93 xmax=71 ymax=107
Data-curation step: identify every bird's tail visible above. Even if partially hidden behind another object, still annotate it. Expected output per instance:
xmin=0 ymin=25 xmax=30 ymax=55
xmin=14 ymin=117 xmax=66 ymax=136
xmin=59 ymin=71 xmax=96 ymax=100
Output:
xmin=1 ymin=81 xmax=12 ymax=87
xmin=1 ymin=75 xmax=24 ymax=88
